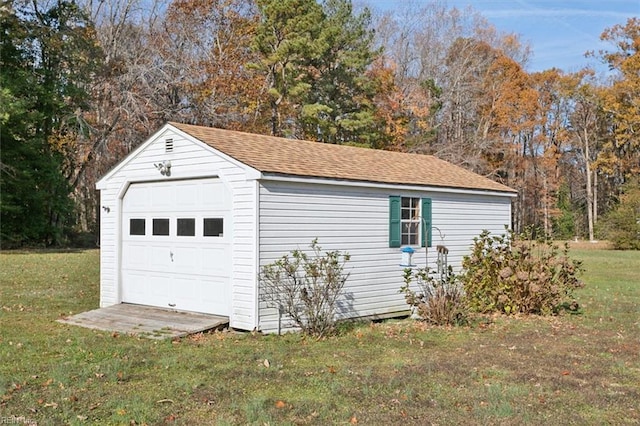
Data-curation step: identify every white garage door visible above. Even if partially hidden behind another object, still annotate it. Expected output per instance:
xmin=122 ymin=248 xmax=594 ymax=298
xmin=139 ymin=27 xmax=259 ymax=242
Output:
xmin=121 ymin=178 xmax=231 ymax=316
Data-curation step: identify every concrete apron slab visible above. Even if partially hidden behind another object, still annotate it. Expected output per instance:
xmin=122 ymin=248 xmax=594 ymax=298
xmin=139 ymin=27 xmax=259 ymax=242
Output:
xmin=57 ymin=304 xmax=229 ymax=339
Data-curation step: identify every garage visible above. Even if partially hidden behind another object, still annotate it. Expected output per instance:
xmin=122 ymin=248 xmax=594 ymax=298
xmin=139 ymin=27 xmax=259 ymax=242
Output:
xmin=120 ymin=178 xmax=232 ymax=316
xmin=97 ymin=122 xmax=515 ymax=332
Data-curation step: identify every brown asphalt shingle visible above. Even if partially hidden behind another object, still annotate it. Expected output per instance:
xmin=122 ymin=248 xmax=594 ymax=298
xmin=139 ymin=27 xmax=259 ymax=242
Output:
xmin=170 ymin=122 xmax=516 ymax=194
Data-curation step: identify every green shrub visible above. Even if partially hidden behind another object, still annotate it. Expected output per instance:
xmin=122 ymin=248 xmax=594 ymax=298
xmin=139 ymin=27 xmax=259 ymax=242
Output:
xmin=400 ymin=266 xmax=468 ymax=326
xmin=599 ymin=178 xmax=640 ymax=250
xmin=259 ymin=239 xmax=350 ymax=337
xmin=461 ymin=228 xmax=583 ymax=315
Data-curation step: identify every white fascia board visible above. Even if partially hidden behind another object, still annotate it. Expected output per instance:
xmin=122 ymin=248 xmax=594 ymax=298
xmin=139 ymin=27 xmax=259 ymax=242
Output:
xmin=260 ymin=174 xmax=518 ymax=198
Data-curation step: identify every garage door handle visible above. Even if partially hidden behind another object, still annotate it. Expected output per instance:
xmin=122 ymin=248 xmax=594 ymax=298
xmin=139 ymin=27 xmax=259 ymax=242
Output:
xmin=170 ymin=251 xmax=174 ymax=262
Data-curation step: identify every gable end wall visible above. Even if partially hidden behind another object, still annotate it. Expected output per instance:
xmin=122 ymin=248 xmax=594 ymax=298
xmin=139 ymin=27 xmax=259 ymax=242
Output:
xmin=98 ymin=128 xmax=258 ymax=330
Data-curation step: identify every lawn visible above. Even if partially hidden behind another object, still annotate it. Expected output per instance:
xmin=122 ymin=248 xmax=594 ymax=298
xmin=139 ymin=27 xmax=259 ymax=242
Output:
xmin=1 ymin=248 xmax=638 ymax=425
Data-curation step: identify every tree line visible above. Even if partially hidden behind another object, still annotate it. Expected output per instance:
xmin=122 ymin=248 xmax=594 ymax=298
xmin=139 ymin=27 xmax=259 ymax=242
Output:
xmin=1 ymin=0 xmax=638 ymax=248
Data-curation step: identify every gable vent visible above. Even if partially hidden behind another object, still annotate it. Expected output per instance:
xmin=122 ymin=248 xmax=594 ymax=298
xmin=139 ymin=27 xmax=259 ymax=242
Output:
xmin=165 ymin=138 xmax=174 ymax=153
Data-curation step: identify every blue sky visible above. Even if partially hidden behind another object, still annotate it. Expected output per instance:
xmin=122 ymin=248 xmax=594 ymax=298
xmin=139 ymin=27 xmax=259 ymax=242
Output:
xmin=367 ymin=0 xmax=639 ymax=74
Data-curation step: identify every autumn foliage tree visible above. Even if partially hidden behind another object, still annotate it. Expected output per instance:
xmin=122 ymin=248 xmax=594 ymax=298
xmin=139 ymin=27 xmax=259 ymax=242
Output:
xmin=596 ymin=18 xmax=640 ymax=185
xmin=2 ymin=0 xmax=638 ymax=247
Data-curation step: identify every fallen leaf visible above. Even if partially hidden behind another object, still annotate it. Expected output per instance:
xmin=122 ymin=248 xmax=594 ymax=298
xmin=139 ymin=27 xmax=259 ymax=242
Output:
xmin=263 ymin=359 xmax=270 ymax=368
xmin=275 ymin=400 xmax=286 ymax=409
xmin=561 ymin=370 xmax=571 ymax=376
xmin=157 ymin=399 xmax=174 ymax=404
xmin=328 ymin=366 xmax=336 ymax=374
xmin=350 ymin=415 xmax=358 ymax=424
xmin=44 ymin=402 xmax=58 ymax=409
xmin=77 ymin=415 xmax=88 ymax=421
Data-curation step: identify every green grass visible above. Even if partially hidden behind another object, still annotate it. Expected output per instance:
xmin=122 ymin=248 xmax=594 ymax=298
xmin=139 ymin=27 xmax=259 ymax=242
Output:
xmin=1 ymin=248 xmax=639 ymax=425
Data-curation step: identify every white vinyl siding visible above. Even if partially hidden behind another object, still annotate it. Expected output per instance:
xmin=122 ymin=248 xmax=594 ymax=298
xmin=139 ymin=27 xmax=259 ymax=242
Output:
xmin=97 ymin=127 xmax=259 ymax=330
xmin=257 ymin=180 xmax=511 ymax=333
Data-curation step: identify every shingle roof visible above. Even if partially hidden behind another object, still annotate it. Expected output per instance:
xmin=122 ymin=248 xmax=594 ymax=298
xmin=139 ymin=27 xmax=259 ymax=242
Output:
xmin=170 ymin=122 xmax=516 ymax=194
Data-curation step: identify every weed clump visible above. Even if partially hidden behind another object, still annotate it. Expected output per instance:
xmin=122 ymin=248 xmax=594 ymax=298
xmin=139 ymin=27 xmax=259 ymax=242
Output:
xmin=400 ymin=266 xmax=468 ymax=326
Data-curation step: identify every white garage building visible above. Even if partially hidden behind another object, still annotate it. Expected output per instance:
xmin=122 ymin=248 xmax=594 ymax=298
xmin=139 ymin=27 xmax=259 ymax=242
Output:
xmin=97 ymin=122 xmax=516 ymax=333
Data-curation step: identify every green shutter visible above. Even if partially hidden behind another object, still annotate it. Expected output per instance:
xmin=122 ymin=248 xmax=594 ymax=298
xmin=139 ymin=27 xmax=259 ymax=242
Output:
xmin=421 ymin=198 xmax=432 ymax=247
xmin=389 ymin=196 xmax=401 ymax=247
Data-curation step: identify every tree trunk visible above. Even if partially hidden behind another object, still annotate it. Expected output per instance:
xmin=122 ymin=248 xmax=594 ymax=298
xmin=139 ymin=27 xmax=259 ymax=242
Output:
xmin=543 ymin=173 xmax=550 ymax=237
xmin=584 ymin=128 xmax=594 ymax=242
xmin=593 ymin=171 xmax=598 ymax=225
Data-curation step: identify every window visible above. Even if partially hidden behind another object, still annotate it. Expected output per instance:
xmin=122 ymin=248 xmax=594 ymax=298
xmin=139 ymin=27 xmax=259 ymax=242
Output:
xmin=401 ymin=197 xmax=420 ymax=245
xmin=203 ymin=218 xmax=223 ymax=237
xmin=389 ymin=196 xmax=432 ymax=248
xmin=177 ymin=218 xmax=195 ymax=236
xmin=129 ymin=218 xmax=145 ymax=236
xmin=152 ymin=218 xmax=170 ymax=236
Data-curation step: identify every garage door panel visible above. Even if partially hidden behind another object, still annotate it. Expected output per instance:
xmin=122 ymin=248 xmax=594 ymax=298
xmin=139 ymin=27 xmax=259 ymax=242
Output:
xmin=203 ymin=182 xmax=231 ymax=209
xmin=123 ymin=272 xmax=176 ymax=308
xmin=148 ymin=274 xmax=172 ymax=306
xmin=121 ymin=178 xmax=231 ymax=316
xmin=200 ymin=278 xmax=230 ymax=315
xmin=170 ymin=277 xmax=200 ymax=310
xmin=177 ymin=184 xmax=199 ymax=208
xmin=173 ymin=246 xmax=200 ymax=273
xmin=201 ymin=247 xmax=229 ymax=274
xmin=149 ymin=246 xmax=173 ymax=271
xmin=150 ymin=184 xmax=176 ymax=211
xmin=121 ymin=243 xmax=148 ymax=269
xmin=123 ymin=186 xmax=150 ymax=212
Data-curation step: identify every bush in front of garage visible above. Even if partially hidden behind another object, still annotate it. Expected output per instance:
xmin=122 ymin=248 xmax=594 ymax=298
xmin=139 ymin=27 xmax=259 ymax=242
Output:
xmin=259 ymin=239 xmax=351 ymax=337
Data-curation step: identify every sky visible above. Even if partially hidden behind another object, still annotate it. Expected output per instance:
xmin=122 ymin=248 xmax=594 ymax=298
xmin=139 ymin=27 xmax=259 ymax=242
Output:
xmin=366 ymin=0 xmax=639 ymax=74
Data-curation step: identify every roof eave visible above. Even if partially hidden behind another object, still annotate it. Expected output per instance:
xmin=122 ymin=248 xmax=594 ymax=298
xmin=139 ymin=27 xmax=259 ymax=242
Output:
xmin=259 ymin=173 xmax=518 ymax=197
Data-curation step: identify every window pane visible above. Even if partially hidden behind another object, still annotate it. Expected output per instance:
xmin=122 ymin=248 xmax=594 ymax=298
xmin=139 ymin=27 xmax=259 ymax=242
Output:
xmin=401 ymin=197 xmax=410 ymax=208
xmin=402 ymin=222 xmax=411 ymax=234
xmin=177 ymin=218 xmax=195 ymax=236
xmin=204 ymin=218 xmax=223 ymax=237
xmin=152 ymin=218 xmax=170 ymax=236
xmin=401 ymin=208 xmax=410 ymax=220
xmin=409 ymin=222 xmax=419 ymax=235
xmin=409 ymin=223 xmax=419 ymax=245
xmin=130 ymin=219 xmax=145 ymax=236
